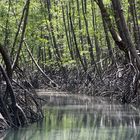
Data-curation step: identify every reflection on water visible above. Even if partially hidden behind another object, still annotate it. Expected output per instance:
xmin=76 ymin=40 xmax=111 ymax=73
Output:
xmin=3 ymin=99 xmax=140 ymax=140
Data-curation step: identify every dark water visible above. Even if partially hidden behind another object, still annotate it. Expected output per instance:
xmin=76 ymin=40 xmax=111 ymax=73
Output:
xmin=2 ymin=94 xmax=140 ymax=140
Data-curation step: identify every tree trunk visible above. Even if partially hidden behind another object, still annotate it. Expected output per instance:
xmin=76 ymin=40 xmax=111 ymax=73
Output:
xmin=62 ymin=4 xmax=74 ymax=60
xmin=96 ymin=0 xmax=140 ymax=70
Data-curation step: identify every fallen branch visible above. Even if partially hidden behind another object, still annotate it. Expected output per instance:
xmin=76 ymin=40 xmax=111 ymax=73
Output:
xmin=24 ymin=41 xmax=59 ymax=89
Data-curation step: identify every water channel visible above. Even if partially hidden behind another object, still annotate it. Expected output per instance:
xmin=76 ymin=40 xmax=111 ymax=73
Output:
xmin=2 ymin=91 xmax=140 ymax=140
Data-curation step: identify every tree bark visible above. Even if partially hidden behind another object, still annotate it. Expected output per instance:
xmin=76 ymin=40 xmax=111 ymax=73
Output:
xmin=0 ymin=44 xmax=12 ymax=78
xmin=12 ymin=0 xmax=30 ymax=70
xmin=95 ymin=0 xmax=140 ymax=70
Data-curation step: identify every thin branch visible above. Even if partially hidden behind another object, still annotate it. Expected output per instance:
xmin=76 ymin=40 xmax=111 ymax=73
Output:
xmin=24 ymin=41 xmax=59 ymax=89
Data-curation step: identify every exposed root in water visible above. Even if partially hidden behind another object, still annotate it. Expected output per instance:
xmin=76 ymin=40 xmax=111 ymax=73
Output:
xmin=0 ymin=66 xmax=43 ymax=132
xmin=1 ymin=57 xmax=139 ymax=133
xmin=31 ymin=61 xmax=140 ymax=105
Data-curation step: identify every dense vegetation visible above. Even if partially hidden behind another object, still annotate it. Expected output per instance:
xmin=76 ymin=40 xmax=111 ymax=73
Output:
xmin=0 ymin=0 xmax=140 ymax=130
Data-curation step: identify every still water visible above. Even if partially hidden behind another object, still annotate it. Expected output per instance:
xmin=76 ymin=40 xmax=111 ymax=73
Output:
xmin=2 ymin=94 xmax=140 ymax=140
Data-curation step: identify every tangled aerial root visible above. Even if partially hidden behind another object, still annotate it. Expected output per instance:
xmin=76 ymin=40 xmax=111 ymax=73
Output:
xmin=40 ymin=62 xmax=140 ymax=105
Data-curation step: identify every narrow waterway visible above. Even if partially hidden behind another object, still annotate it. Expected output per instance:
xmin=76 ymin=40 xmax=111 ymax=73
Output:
xmin=2 ymin=91 xmax=140 ymax=140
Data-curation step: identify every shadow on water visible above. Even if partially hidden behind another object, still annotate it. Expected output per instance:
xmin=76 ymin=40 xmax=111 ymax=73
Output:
xmin=2 ymin=91 xmax=140 ymax=140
